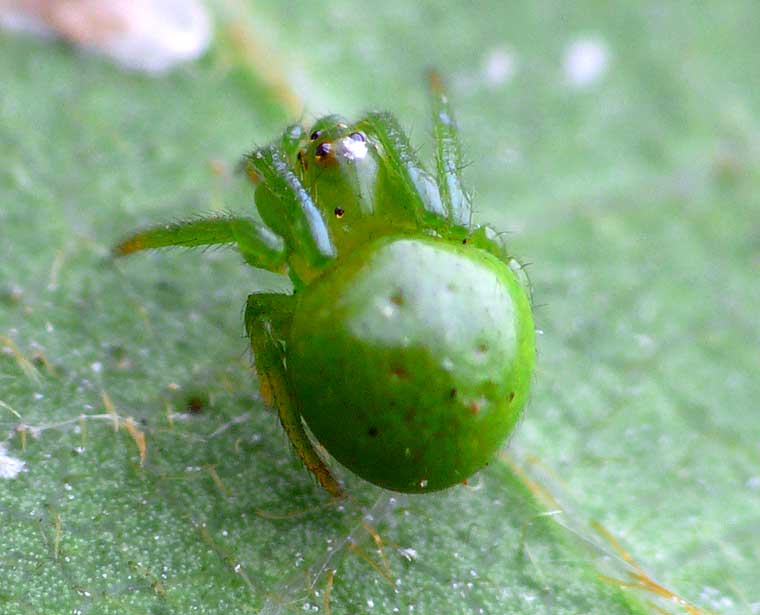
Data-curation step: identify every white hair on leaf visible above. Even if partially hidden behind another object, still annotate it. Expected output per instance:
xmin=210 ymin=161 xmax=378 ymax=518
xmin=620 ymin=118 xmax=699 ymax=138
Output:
xmin=0 ymin=444 xmax=26 ymax=479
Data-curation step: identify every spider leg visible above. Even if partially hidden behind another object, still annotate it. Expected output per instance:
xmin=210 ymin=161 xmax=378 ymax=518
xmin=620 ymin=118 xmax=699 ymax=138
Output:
xmin=113 ymin=215 xmax=287 ymax=273
xmin=246 ymin=145 xmax=336 ymax=272
xmin=240 ymin=122 xmax=306 ymax=184
xmin=428 ymin=70 xmax=472 ymax=229
xmin=355 ymin=111 xmax=448 ymax=230
xmin=245 ymin=293 xmax=344 ymax=497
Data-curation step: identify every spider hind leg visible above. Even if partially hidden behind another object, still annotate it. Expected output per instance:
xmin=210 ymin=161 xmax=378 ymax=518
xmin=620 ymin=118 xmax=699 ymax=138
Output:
xmin=245 ymin=293 xmax=344 ymax=498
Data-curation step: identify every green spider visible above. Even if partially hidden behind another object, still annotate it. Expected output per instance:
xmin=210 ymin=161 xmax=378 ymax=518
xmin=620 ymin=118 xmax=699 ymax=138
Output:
xmin=115 ymin=72 xmax=535 ymax=496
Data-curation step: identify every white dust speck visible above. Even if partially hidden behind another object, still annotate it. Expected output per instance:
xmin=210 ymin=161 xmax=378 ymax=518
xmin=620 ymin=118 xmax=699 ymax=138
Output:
xmin=367 ymin=599 xmax=375 ymax=608
xmin=746 ymin=476 xmax=760 ymax=490
xmin=90 ymin=361 xmax=102 ymax=373
xmin=700 ymin=586 xmax=735 ymax=610
xmin=399 ymin=547 xmax=418 ymax=562
xmin=563 ymin=37 xmax=610 ymax=87
xmin=171 ymin=413 xmax=197 ymax=422
xmin=0 ymin=0 xmax=211 ymax=74
xmin=482 ymin=47 xmax=517 ymax=87
xmin=0 ymin=444 xmax=26 ymax=479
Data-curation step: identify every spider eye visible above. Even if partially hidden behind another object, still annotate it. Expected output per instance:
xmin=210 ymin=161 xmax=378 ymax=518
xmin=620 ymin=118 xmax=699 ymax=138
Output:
xmin=349 ymin=131 xmax=366 ymax=142
xmin=310 ymin=129 xmax=323 ymax=141
xmin=334 ymin=207 xmax=345 ymax=218
xmin=315 ymin=142 xmax=333 ymax=161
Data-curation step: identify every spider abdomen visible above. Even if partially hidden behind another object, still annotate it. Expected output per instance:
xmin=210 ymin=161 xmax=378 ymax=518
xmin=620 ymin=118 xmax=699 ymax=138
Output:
xmin=287 ymin=235 xmax=535 ymax=492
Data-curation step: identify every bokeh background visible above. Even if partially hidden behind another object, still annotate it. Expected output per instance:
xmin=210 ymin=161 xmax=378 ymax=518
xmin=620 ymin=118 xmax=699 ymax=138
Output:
xmin=1 ymin=1 xmax=758 ymax=613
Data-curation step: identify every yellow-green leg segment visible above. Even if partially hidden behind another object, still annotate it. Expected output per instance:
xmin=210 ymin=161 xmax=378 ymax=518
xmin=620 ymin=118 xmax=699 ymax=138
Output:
xmin=113 ymin=215 xmax=287 ymax=272
xmin=244 ymin=293 xmax=344 ymax=497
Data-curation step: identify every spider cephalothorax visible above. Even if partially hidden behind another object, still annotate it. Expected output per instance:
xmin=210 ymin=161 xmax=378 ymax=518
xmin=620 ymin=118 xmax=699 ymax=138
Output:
xmin=115 ymin=72 xmax=535 ymax=495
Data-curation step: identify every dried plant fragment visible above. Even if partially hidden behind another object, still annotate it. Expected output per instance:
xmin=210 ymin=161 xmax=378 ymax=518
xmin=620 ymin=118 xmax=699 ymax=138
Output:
xmin=0 ymin=0 xmax=211 ymax=73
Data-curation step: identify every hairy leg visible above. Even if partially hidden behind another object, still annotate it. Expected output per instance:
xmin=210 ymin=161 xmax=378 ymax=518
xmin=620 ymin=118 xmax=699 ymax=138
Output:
xmin=245 ymin=293 xmax=344 ymax=497
xmin=428 ymin=70 xmax=472 ymax=229
xmin=114 ymin=215 xmax=287 ymax=272
xmin=240 ymin=122 xmax=307 ymax=183
xmin=356 ymin=111 xmax=448 ymax=228
xmin=245 ymin=145 xmax=336 ymax=270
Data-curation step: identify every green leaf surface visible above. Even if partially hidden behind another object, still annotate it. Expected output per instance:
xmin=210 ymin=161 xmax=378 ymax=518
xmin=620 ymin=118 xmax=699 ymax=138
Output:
xmin=1 ymin=2 xmax=758 ymax=614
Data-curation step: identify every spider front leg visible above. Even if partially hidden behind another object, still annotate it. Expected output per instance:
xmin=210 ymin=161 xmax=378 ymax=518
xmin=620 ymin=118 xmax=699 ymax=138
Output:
xmin=355 ymin=111 xmax=448 ymax=228
xmin=246 ymin=144 xmax=337 ymax=286
xmin=428 ymin=70 xmax=473 ymax=229
xmin=352 ymin=73 xmax=473 ymax=236
xmin=114 ymin=215 xmax=287 ymax=272
xmin=245 ymin=293 xmax=344 ymax=498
